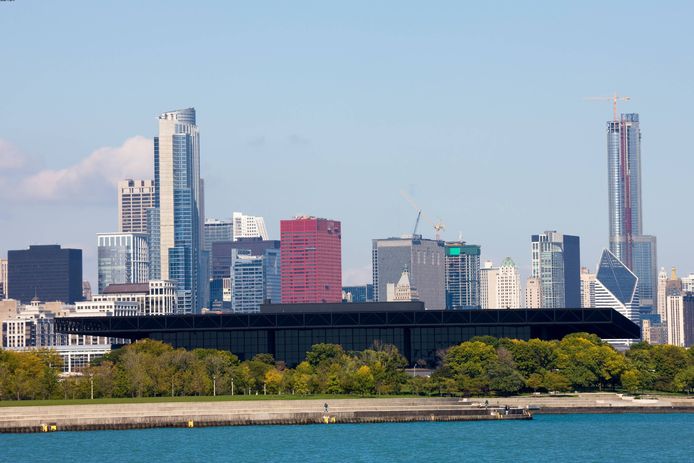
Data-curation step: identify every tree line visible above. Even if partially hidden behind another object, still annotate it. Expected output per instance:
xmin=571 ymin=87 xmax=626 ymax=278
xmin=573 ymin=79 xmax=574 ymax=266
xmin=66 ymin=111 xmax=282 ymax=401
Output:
xmin=1 ymin=333 xmax=693 ymax=401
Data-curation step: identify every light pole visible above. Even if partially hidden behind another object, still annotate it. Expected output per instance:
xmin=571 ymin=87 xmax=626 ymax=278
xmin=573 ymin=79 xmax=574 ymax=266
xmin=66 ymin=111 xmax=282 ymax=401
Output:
xmin=231 ymin=377 xmax=234 ymax=396
xmin=89 ymin=373 xmax=94 ymax=400
xmin=213 ymin=374 xmax=217 ymax=397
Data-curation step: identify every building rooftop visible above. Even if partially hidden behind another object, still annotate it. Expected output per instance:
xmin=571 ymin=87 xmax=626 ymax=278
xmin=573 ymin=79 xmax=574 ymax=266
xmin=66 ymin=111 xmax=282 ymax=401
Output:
xmin=102 ymin=283 xmax=149 ymax=294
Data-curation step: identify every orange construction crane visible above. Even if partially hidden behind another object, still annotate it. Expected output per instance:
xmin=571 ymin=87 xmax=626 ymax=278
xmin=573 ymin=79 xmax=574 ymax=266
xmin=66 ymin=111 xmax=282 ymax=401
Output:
xmin=584 ymin=93 xmax=631 ymax=121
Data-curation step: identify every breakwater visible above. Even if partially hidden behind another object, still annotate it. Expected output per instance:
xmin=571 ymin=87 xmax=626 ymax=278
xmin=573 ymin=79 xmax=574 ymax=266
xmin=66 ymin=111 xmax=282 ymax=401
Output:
xmin=0 ymin=398 xmax=529 ymax=433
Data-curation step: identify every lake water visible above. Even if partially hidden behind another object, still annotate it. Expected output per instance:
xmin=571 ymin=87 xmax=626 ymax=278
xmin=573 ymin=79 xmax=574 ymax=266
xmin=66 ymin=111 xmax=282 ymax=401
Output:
xmin=1 ymin=414 xmax=692 ymax=462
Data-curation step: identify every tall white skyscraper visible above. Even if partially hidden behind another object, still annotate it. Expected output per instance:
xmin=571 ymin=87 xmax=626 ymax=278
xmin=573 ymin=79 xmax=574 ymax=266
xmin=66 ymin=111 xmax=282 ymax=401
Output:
xmin=233 ymin=212 xmax=269 ymax=241
xmin=496 ymin=257 xmax=521 ymax=309
xmin=657 ymin=268 xmax=667 ymax=322
xmin=0 ymin=258 xmax=7 ymax=299
xmin=480 ymin=260 xmax=498 ymax=309
xmin=153 ymin=108 xmax=204 ymax=313
xmin=118 ymin=179 xmax=155 ymax=234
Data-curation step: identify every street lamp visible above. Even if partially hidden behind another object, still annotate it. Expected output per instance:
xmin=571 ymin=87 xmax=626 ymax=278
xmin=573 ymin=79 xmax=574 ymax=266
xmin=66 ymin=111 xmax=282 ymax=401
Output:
xmin=231 ymin=377 xmax=234 ymax=396
xmin=89 ymin=373 xmax=94 ymax=400
xmin=212 ymin=374 xmax=217 ymax=397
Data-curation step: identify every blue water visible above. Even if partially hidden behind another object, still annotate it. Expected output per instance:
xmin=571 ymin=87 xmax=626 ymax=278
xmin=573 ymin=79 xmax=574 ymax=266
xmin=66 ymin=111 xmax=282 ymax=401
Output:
xmin=1 ymin=414 xmax=693 ymax=462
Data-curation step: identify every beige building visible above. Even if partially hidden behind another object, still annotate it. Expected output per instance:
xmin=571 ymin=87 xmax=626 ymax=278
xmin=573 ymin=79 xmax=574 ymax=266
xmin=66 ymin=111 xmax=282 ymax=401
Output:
xmin=580 ymin=267 xmax=596 ymax=308
xmin=0 ymin=257 xmax=7 ymax=299
xmin=525 ymin=277 xmax=542 ymax=309
xmin=386 ymin=270 xmax=417 ymax=302
xmin=657 ymin=268 xmax=667 ymax=322
xmin=480 ymin=261 xmax=498 ymax=309
xmin=118 ymin=179 xmax=155 ymax=234
xmin=666 ymin=295 xmax=685 ymax=346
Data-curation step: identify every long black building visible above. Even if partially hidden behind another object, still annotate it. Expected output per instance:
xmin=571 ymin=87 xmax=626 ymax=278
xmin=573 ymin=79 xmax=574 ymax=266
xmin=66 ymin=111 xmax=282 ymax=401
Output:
xmin=8 ymin=245 xmax=83 ymax=304
xmin=56 ymin=302 xmax=640 ymax=366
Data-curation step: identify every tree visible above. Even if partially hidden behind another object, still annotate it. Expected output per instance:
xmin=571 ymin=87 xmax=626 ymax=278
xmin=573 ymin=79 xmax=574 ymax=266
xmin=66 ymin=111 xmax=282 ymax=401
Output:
xmin=673 ymin=366 xmax=694 ymax=394
xmin=352 ymin=365 xmax=375 ymax=395
xmin=306 ymin=344 xmax=345 ymax=368
xmin=264 ymin=369 xmax=284 ymax=394
xmin=621 ymin=369 xmax=640 ymax=394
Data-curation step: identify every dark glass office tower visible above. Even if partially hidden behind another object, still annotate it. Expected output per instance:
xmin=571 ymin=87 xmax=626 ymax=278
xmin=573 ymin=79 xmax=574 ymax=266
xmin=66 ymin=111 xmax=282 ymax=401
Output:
xmin=8 ymin=245 xmax=83 ymax=304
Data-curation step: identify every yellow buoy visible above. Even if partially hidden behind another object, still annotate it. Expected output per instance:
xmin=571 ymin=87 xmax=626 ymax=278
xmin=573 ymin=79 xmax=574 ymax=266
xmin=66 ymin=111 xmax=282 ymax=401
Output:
xmin=187 ymin=420 xmax=194 ymax=428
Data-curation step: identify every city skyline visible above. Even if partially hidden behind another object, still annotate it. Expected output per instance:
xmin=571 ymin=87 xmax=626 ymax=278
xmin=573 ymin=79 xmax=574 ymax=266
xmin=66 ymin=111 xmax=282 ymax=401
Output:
xmin=1 ymin=2 xmax=694 ymax=288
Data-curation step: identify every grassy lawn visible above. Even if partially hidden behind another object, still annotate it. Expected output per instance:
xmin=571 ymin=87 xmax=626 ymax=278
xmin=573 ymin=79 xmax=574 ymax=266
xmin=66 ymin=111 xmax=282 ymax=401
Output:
xmin=0 ymin=394 xmax=422 ymax=407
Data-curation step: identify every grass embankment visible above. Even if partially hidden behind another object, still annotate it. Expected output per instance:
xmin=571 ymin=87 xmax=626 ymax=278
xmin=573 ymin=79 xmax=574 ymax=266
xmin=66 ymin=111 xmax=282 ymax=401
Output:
xmin=0 ymin=394 xmax=419 ymax=408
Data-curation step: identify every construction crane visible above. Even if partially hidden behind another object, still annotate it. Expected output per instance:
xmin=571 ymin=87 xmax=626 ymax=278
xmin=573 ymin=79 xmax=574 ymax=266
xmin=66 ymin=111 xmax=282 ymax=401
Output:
xmin=584 ymin=92 xmax=631 ymax=121
xmin=400 ymin=190 xmax=445 ymax=240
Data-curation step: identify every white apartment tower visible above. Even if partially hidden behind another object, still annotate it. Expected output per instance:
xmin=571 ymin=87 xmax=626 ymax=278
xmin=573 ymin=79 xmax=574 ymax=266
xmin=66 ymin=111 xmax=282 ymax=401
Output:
xmin=496 ymin=257 xmax=521 ymax=309
xmin=233 ymin=212 xmax=269 ymax=241
xmin=657 ymin=268 xmax=667 ymax=322
xmin=118 ymin=179 xmax=155 ymax=234
xmin=580 ymin=267 xmax=596 ymax=308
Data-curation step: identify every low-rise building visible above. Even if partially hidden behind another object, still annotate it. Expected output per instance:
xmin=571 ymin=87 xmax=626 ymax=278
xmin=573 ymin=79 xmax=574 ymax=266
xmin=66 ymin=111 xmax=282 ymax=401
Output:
xmin=95 ymin=280 xmax=176 ymax=315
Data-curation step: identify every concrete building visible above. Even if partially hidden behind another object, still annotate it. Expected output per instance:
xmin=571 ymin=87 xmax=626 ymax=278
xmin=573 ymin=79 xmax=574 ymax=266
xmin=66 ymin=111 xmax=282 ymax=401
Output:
xmin=211 ymin=239 xmax=281 ymax=280
xmin=386 ymin=269 xmax=417 ymax=302
xmin=372 ymin=236 xmax=445 ymax=310
xmin=580 ymin=267 xmax=596 ymax=308
xmin=0 ymin=258 xmax=7 ymax=299
xmin=444 ymin=242 xmax=481 ymax=309
xmin=152 ymin=108 xmax=204 ymax=314
xmin=204 ymin=218 xmax=233 ymax=252
xmin=531 ymin=231 xmax=580 ymax=308
xmin=8 ymin=245 xmax=83 ymax=304
xmin=95 ymin=281 xmax=176 ymax=315
xmin=480 ymin=261 xmax=498 ymax=309
xmin=281 ymin=217 xmax=342 ymax=304
xmin=97 ymin=233 xmax=149 ymax=293
xmin=525 ymin=277 xmax=542 ymax=309
xmin=681 ymin=273 xmax=694 ymax=293
xmin=233 ymin=212 xmax=269 ymax=241
xmin=496 ymin=258 xmax=521 ymax=309
xmin=118 ymin=179 xmax=155 ymax=234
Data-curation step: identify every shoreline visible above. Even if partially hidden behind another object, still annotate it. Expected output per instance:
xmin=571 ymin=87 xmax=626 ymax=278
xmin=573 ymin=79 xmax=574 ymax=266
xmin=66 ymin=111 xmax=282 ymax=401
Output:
xmin=1 ymin=393 xmax=692 ymax=433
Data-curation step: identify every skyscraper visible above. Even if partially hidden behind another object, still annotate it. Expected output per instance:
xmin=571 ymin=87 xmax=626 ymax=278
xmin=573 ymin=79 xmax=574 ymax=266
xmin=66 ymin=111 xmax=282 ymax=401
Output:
xmin=580 ymin=267 xmax=596 ymax=308
xmin=594 ymin=249 xmax=640 ymax=325
xmin=118 ymin=179 xmax=155 ymax=234
xmin=230 ymin=248 xmax=281 ymax=312
xmin=524 ymin=277 xmax=541 ymax=309
xmin=233 ymin=212 xmax=269 ymax=241
xmin=480 ymin=261 xmax=498 ymax=309
xmin=281 ymin=216 xmax=342 ymax=304
xmin=97 ymin=233 xmax=149 ymax=293
xmin=0 ymin=258 xmax=7 ymax=299
xmin=7 ymin=245 xmax=83 ymax=304
xmin=372 ymin=236 xmax=445 ymax=310
xmin=153 ymin=108 xmax=204 ymax=313
xmin=657 ymin=267 xmax=667 ymax=322
xmin=606 ymin=113 xmax=657 ymax=308
xmin=497 ymin=257 xmax=522 ymax=309
xmin=444 ymin=242 xmax=481 ymax=309
xmin=531 ymin=231 xmax=580 ymax=308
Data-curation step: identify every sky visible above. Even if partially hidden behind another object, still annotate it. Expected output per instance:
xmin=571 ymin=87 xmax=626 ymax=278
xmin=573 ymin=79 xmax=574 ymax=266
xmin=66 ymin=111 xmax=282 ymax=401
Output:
xmin=1 ymin=1 xmax=693 ymax=287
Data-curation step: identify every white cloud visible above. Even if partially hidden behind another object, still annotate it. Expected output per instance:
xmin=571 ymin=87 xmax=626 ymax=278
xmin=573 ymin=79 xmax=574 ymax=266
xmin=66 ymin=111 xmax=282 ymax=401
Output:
xmin=0 ymin=136 xmax=152 ymax=203
xmin=343 ymin=264 xmax=372 ymax=286
xmin=0 ymin=139 xmax=28 ymax=170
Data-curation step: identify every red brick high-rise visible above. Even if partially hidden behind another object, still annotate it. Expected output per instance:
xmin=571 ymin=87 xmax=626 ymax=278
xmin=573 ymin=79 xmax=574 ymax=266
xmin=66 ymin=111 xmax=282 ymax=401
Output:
xmin=280 ymin=216 xmax=342 ymax=303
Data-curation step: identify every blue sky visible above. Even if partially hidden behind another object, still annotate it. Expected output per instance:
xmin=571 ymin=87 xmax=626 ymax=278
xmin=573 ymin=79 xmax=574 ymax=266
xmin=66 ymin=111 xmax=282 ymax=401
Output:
xmin=1 ymin=1 xmax=693 ymax=285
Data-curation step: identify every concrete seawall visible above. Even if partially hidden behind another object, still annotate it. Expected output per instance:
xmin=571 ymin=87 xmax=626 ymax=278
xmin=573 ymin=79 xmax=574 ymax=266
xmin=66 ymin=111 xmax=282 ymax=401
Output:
xmin=0 ymin=398 xmax=529 ymax=433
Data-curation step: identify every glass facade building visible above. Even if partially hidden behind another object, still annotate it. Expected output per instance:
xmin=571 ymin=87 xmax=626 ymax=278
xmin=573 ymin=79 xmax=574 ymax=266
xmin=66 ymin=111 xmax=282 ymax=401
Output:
xmin=230 ymin=248 xmax=281 ymax=312
xmin=342 ymin=284 xmax=375 ymax=303
xmin=606 ymin=113 xmax=657 ymax=308
xmin=531 ymin=231 xmax=581 ymax=308
xmin=97 ymin=233 xmax=149 ymax=293
xmin=444 ymin=242 xmax=481 ymax=309
xmin=154 ymin=108 xmax=204 ymax=314
xmin=7 ymin=245 xmax=83 ymax=304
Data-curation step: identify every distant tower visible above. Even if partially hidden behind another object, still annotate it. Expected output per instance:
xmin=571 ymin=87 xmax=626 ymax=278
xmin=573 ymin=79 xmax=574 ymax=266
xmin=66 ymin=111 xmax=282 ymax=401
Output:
xmin=580 ymin=267 xmax=596 ymax=308
xmin=153 ymin=108 xmax=204 ymax=313
xmin=530 ymin=231 xmax=581 ymax=308
xmin=280 ymin=216 xmax=342 ymax=304
xmin=525 ymin=277 xmax=542 ymax=309
xmin=657 ymin=268 xmax=667 ymax=322
xmin=496 ymin=257 xmax=521 ymax=309
xmin=480 ymin=260 xmax=498 ymax=309
xmin=606 ymin=113 xmax=657 ymax=308
xmin=233 ymin=212 xmax=269 ymax=241
xmin=444 ymin=242 xmax=481 ymax=309
xmin=595 ymin=249 xmax=640 ymax=325
xmin=118 ymin=179 xmax=155 ymax=234
xmin=387 ymin=269 xmax=417 ymax=302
